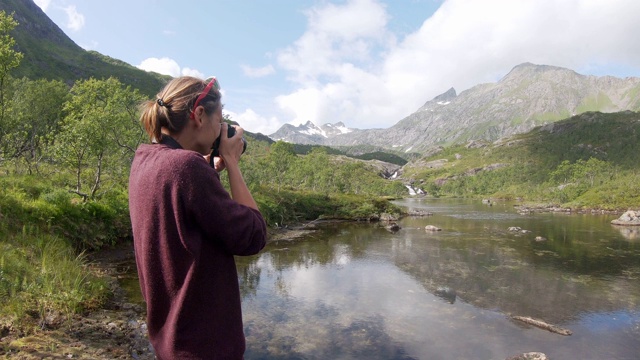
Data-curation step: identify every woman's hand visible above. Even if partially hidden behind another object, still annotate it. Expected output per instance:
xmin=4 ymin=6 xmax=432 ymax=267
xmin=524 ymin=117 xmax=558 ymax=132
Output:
xmin=216 ymin=124 xmax=258 ymax=210
xmin=218 ymin=123 xmax=245 ymax=166
xmin=212 ymin=157 xmax=226 ymax=172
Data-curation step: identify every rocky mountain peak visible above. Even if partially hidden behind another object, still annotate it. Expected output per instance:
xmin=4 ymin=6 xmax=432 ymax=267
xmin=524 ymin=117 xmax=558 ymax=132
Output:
xmin=500 ymin=62 xmax=582 ymax=83
xmin=418 ymin=87 xmax=457 ymax=111
xmin=270 ymin=63 xmax=640 ymax=154
xmin=269 ymin=121 xmax=356 ymax=144
xmin=433 ymin=87 xmax=457 ymax=102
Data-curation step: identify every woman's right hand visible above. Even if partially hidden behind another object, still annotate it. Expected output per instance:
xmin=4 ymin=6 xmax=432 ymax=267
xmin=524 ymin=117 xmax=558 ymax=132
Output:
xmin=218 ymin=123 xmax=245 ymax=166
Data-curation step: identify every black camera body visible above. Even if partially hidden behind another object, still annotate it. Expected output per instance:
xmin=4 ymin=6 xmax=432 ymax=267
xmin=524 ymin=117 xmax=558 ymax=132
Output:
xmin=211 ymin=125 xmax=247 ymax=157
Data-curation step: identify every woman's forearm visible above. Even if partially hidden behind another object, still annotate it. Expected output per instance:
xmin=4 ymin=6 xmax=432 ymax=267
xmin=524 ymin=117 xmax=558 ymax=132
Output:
xmin=225 ymin=163 xmax=259 ymax=211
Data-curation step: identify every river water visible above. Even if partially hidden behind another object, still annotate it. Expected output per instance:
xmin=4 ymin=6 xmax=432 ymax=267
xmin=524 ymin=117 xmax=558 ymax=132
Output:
xmin=235 ymin=198 xmax=640 ymax=360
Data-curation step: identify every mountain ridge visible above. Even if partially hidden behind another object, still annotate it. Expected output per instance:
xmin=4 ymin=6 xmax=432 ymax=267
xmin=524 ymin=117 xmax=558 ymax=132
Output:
xmin=270 ymin=63 xmax=640 ymax=154
xmin=0 ymin=0 xmax=170 ymax=96
xmin=270 ymin=120 xmax=358 ymax=144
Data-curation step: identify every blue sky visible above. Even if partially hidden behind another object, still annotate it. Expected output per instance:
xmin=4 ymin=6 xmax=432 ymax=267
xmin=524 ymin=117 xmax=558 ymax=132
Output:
xmin=34 ymin=0 xmax=640 ymax=135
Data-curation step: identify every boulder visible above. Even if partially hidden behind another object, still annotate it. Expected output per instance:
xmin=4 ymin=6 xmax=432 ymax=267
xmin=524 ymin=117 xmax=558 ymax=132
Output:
xmin=611 ymin=210 xmax=640 ymax=226
xmin=425 ymin=225 xmax=442 ymax=232
xmin=385 ymin=223 xmax=401 ymax=232
xmin=506 ymin=352 xmax=549 ymax=360
xmin=535 ymin=236 xmax=547 ymax=242
xmin=407 ymin=209 xmax=433 ymax=216
xmin=434 ymin=287 xmax=457 ymax=304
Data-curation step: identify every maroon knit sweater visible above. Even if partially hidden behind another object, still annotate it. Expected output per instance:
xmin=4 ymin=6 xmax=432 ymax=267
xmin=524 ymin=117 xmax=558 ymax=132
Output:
xmin=128 ymin=141 xmax=267 ymax=360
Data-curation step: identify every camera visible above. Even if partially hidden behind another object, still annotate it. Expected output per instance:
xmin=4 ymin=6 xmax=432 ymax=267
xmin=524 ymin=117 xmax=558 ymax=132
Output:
xmin=211 ymin=125 xmax=247 ymax=157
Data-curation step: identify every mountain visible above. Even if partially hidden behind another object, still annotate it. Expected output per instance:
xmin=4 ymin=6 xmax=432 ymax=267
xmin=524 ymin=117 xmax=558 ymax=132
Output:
xmin=270 ymin=120 xmax=357 ymax=144
xmin=271 ymin=63 xmax=640 ymax=154
xmin=0 ymin=0 xmax=170 ymax=96
xmin=399 ymin=110 xmax=640 ymax=208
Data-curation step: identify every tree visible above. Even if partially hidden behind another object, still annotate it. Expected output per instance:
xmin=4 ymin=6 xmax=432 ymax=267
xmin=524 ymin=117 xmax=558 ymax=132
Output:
xmin=2 ymin=78 xmax=69 ymax=171
xmin=0 ymin=11 xmax=24 ymax=150
xmin=54 ymin=78 xmax=146 ymax=199
xmin=549 ymin=160 xmax=574 ymax=185
xmin=264 ymin=141 xmax=297 ymax=191
xmin=294 ymin=147 xmax=331 ymax=191
xmin=575 ymin=157 xmax=610 ymax=187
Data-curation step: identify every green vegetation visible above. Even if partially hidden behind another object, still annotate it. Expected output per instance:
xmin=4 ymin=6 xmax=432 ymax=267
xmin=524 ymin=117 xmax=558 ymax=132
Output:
xmin=0 ymin=11 xmax=405 ymax=333
xmin=0 ymin=225 xmax=109 ymax=333
xmin=0 ymin=1 xmax=170 ymax=97
xmin=575 ymin=92 xmax=614 ymax=114
xmin=290 ymin=143 xmax=409 ymax=166
xmin=405 ymin=111 xmax=640 ymax=209
xmin=2 ymin=7 xmax=640 ymax=337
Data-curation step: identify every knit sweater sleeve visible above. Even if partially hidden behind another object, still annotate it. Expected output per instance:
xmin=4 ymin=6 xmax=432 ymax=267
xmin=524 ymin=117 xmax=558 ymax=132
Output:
xmin=179 ymin=153 xmax=267 ymax=256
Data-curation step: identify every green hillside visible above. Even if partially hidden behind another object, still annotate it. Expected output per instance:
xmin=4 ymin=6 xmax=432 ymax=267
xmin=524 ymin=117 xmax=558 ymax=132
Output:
xmin=0 ymin=0 xmax=170 ymax=96
xmin=403 ymin=111 xmax=640 ymax=209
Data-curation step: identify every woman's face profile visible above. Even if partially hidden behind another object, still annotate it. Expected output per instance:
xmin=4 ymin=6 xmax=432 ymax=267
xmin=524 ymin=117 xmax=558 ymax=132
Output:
xmin=200 ymin=105 xmax=224 ymax=155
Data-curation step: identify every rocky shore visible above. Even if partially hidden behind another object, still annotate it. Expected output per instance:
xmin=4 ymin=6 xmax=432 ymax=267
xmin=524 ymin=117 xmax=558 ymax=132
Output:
xmin=514 ymin=204 xmax=623 ymax=215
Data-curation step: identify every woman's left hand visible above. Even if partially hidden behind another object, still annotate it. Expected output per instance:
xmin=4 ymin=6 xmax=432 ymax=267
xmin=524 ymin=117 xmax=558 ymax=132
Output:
xmin=213 ymin=157 xmax=226 ymax=172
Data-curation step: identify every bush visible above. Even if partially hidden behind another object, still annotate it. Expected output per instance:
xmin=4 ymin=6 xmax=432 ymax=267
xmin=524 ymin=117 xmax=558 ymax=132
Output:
xmin=254 ymin=188 xmax=403 ymax=226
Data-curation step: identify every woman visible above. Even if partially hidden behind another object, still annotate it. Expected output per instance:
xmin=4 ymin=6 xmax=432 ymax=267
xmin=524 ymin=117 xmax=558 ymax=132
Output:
xmin=129 ymin=76 xmax=267 ymax=359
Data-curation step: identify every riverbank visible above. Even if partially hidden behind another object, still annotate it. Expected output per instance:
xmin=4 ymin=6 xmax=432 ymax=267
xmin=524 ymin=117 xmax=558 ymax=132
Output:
xmin=0 ymin=220 xmax=345 ymax=359
xmin=0 ymin=241 xmax=154 ymax=360
xmin=1 ymin=204 xmax=634 ymax=359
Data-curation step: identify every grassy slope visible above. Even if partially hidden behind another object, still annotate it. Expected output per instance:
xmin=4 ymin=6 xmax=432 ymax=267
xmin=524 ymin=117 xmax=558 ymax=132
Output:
xmin=1 ymin=0 xmax=170 ymax=97
xmin=403 ymin=111 xmax=640 ymax=209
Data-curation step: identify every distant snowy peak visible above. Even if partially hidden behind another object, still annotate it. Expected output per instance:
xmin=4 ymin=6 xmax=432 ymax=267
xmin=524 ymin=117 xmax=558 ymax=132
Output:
xmin=322 ymin=121 xmax=353 ymax=137
xmin=269 ymin=121 xmax=357 ymax=144
xmin=299 ymin=121 xmax=326 ymax=137
xmin=419 ymin=87 xmax=457 ymax=111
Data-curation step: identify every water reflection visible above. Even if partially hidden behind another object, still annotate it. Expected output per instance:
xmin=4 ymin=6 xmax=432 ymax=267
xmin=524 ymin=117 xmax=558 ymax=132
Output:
xmin=612 ymin=224 xmax=640 ymax=241
xmin=237 ymin=198 xmax=640 ymax=359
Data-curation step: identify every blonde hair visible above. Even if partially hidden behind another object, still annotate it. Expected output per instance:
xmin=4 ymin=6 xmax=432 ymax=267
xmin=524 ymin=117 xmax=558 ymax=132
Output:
xmin=139 ymin=76 xmax=222 ymax=142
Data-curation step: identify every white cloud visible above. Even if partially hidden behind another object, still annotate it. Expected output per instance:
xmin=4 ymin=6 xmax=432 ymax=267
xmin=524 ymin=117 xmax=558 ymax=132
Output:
xmin=137 ymin=57 xmax=181 ymax=77
xmin=136 ymin=58 xmax=205 ymax=79
xmin=275 ymin=88 xmax=322 ymax=126
xmin=63 ymin=5 xmax=85 ymax=31
xmin=181 ymin=67 xmax=205 ymax=79
xmin=33 ymin=0 xmax=52 ymax=12
xmin=225 ymin=109 xmax=282 ymax=135
xmin=241 ymin=64 xmax=276 ymax=78
xmin=277 ymin=0 xmax=390 ymax=85
xmin=269 ymin=0 xmax=640 ymax=131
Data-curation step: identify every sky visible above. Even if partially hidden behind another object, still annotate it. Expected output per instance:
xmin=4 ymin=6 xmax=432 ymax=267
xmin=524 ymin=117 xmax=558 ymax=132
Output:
xmin=33 ymin=0 xmax=640 ymax=135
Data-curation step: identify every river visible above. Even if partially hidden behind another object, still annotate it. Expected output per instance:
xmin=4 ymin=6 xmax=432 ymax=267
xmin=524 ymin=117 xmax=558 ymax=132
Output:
xmin=234 ymin=198 xmax=640 ymax=359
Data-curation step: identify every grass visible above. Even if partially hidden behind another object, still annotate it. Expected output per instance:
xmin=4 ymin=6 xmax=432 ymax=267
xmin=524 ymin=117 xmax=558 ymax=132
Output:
xmin=0 ymin=224 xmax=109 ymax=333
xmin=254 ymin=188 xmax=404 ymax=227
xmin=0 ymin=175 xmax=124 ymax=333
xmin=0 ymin=169 xmax=404 ymax=335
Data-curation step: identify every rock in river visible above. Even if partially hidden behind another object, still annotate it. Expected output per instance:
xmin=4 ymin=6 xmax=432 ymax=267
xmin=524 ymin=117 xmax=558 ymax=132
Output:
xmin=611 ymin=210 xmax=640 ymax=226
xmin=425 ymin=225 xmax=442 ymax=231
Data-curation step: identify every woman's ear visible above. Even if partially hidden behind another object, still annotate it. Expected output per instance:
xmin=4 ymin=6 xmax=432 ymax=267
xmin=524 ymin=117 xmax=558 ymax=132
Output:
xmin=192 ymin=106 xmax=205 ymax=126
